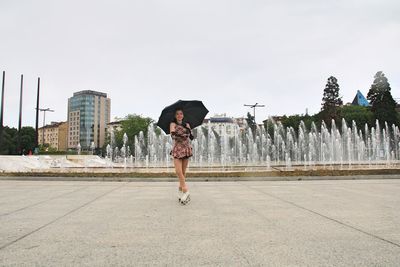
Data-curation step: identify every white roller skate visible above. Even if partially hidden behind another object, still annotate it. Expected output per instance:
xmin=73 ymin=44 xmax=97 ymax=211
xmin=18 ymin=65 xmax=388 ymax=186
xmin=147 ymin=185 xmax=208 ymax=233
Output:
xmin=178 ymin=187 xmax=183 ymax=202
xmin=179 ymin=190 xmax=191 ymax=205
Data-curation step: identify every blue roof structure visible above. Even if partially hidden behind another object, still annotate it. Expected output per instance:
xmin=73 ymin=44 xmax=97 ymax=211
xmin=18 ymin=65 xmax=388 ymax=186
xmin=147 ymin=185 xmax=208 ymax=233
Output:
xmin=352 ymin=90 xmax=370 ymax=107
xmin=209 ymin=117 xmax=234 ymax=123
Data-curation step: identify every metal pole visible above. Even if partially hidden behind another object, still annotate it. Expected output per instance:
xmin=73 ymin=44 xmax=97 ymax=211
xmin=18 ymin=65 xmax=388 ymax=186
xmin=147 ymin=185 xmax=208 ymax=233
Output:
xmin=0 ymin=71 xmax=5 ymax=151
xmin=42 ymin=110 xmax=46 ymax=146
xmin=35 ymin=77 xmax=40 ymax=148
xmin=39 ymin=108 xmax=54 ymax=149
xmin=18 ymin=74 xmax=23 ymax=154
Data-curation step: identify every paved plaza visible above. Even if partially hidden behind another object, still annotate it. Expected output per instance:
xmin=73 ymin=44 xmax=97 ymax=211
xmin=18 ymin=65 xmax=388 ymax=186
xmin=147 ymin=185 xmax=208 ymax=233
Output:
xmin=0 ymin=178 xmax=400 ymax=266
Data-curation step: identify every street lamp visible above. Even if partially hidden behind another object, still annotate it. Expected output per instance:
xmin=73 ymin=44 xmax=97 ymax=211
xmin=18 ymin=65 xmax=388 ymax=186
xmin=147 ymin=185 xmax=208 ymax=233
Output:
xmin=244 ymin=103 xmax=265 ymax=124
xmin=39 ymin=108 xmax=54 ymax=147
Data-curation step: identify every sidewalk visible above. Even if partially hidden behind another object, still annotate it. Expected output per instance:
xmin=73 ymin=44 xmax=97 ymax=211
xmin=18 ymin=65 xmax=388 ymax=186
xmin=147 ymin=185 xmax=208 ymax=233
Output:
xmin=1 ymin=179 xmax=399 ymax=266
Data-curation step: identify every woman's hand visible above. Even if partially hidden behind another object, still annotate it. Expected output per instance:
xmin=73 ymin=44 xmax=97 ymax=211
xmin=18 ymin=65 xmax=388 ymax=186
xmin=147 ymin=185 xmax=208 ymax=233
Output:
xmin=186 ymin=123 xmax=194 ymax=140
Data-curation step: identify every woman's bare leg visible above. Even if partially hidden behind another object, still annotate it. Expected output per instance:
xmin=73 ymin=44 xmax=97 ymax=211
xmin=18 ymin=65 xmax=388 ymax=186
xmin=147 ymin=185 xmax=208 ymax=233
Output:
xmin=181 ymin=158 xmax=189 ymax=192
xmin=174 ymin=158 xmax=186 ymax=191
xmin=182 ymin=158 xmax=189 ymax=176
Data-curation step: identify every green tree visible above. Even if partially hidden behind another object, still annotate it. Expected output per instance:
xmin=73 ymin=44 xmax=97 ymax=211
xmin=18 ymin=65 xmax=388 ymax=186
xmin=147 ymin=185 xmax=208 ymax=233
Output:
xmin=367 ymin=71 xmax=398 ymax=126
xmin=0 ymin=126 xmax=35 ymax=155
xmin=20 ymin=126 xmax=36 ymax=154
xmin=107 ymin=114 xmax=154 ymax=155
xmin=0 ymin=127 xmax=17 ymax=154
xmin=263 ymin=118 xmax=275 ymax=139
xmin=339 ymin=105 xmax=374 ymax=130
xmin=321 ymin=76 xmax=343 ymax=125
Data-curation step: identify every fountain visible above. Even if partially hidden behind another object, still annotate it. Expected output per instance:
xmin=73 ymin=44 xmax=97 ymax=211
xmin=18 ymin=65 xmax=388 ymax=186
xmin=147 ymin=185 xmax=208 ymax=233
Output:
xmin=114 ymin=118 xmax=400 ymax=169
xmin=1 ymin=118 xmax=400 ymax=177
xmin=90 ymin=142 xmax=95 ymax=155
xmin=76 ymin=143 xmax=81 ymax=155
xmin=121 ymin=133 xmax=129 ymax=169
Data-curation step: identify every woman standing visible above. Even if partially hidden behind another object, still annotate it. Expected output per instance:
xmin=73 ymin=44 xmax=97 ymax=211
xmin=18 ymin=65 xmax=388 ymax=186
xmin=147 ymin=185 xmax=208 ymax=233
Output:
xmin=169 ymin=108 xmax=193 ymax=205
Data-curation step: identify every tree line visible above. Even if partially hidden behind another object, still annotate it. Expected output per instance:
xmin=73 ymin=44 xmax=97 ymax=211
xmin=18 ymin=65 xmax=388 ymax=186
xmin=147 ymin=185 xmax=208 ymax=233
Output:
xmin=263 ymin=71 xmax=398 ymax=134
xmin=0 ymin=126 xmax=36 ymax=155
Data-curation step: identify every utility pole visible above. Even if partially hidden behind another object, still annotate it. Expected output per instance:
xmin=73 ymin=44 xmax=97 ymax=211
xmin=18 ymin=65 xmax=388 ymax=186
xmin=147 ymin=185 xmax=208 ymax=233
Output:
xmin=0 ymin=71 xmax=5 ymax=151
xmin=39 ymin=108 xmax=55 ymax=147
xmin=18 ymin=74 xmax=23 ymax=154
xmin=35 ymin=77 xmax=40 ymax=149
xmin=244 ymin=103 xmax=265 ymax=124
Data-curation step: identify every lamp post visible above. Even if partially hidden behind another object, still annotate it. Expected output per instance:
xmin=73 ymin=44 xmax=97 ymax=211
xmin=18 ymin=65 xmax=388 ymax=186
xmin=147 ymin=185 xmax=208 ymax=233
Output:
xmin=39 ymin=108 xmax=54 ymax=147
xmin=244 ymin=103 xmax=265 ymax=124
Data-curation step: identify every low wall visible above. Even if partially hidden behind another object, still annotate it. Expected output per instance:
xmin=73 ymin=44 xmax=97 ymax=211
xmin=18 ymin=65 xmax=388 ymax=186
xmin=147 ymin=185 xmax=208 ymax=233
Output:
xmin=1 ymin=166 xmax=400 ymax=178
xmin=1 ymin=155 xmax=400 ymax=180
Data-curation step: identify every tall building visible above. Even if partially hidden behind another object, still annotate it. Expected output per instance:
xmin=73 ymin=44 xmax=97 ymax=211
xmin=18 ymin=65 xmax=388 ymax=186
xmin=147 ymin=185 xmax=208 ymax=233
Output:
xmin=67 ymin=90 xmax=111 ymax=150
xmin=38 ymin=121 xmax=68 ymax=151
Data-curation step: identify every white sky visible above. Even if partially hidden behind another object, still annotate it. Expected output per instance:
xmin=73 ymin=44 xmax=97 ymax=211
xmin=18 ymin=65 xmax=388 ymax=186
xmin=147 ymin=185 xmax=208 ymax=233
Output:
xmin=1 ymin=0 xmax=399 ymax=127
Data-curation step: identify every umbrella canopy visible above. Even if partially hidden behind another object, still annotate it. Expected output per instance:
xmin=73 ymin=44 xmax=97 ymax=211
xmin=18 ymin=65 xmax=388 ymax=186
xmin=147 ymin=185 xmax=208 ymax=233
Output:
xmin=157 ymin=100 xmax=209 ymax=134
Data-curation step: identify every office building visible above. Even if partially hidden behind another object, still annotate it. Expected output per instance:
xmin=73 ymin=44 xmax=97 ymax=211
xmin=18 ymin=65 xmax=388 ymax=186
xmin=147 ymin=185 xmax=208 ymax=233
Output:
xmin=67 ymin=90 xmax=111 ymax=150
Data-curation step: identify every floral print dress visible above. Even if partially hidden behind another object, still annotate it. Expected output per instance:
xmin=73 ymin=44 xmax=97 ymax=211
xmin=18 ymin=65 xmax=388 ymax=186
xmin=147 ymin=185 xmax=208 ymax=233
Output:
xmin=170 ymin=123 xmax=193 ymax=159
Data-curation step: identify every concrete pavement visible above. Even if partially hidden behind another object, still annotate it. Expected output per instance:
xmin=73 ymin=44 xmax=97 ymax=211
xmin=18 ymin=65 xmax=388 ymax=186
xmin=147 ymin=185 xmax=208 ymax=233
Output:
xmin=0 ymin=179 xmax=399 ymax=266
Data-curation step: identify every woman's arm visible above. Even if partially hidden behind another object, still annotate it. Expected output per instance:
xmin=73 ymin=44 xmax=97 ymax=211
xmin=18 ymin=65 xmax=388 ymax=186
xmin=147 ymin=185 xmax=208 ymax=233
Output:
xmin=170 ymin=122 xmax=176 ymax=134
xmin=186 ymin=123 xmax=193 ymax=134
xmin=170 ymin=122 xmax=182 ymax=140
xmin=186 ymin=123 xmax=194 ymax=140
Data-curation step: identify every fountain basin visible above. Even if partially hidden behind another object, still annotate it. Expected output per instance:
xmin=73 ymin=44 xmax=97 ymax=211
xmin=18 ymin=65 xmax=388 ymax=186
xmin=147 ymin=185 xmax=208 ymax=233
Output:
xmin=1 ymin=155 xmax=400 ymax=180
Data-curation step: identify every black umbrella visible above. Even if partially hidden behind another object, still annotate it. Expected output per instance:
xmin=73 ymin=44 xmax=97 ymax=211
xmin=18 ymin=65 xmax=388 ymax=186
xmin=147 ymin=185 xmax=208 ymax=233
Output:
xmin=157 ymin=100 xmax=209 ymax=134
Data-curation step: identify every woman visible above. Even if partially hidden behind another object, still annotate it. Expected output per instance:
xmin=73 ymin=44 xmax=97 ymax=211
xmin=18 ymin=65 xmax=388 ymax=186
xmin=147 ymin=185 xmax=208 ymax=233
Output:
xmin=170 ymin=108 xmax=194 ymax=205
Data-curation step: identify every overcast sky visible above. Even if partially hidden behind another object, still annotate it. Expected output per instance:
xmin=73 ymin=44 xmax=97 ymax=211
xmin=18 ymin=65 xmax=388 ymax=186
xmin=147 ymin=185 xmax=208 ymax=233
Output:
xmin=1 ymin=0 xmax=399 ymax=127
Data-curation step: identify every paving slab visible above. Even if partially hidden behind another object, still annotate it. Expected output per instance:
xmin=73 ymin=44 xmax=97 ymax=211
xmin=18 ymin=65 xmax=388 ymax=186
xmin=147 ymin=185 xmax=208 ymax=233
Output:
xmin=0 ymin=179 xmax=399 ymax=266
